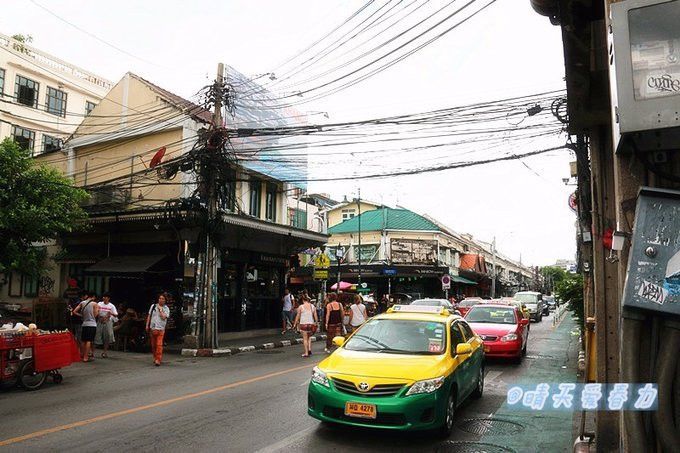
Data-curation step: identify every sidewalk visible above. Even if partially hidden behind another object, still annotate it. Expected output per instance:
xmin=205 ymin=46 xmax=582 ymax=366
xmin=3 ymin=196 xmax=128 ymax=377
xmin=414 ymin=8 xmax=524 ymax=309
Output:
xmin=475 ymin=311 xmax=581 ymax=452
xmin=179 ymin=329 xmax=329 ymax=357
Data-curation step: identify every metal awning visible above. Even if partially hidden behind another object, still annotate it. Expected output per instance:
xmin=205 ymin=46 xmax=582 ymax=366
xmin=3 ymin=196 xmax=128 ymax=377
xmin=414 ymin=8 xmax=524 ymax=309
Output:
xmin=451 ymin=275 xmax=478 ymax=285
xmin=86 ymin=255 xmax=166 ymax=274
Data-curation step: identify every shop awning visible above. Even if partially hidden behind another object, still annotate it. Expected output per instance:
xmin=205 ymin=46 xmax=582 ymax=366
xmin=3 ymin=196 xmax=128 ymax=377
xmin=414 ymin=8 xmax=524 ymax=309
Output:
xmin=451 ymin=275 xmax=478 ymax=285
xmin=86 ymin=255 xmax=166 ymax=274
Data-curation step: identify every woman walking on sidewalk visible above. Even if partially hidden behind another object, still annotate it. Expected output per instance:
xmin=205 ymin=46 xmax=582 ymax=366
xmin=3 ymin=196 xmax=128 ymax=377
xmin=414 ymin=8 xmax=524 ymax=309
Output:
xmin=146 ymin=293 xmax=170 ymax=366
xmin=324 ymin=293 xmax=343 ymax=353
xmin=294 ymin=295 xmax=318 ymax=357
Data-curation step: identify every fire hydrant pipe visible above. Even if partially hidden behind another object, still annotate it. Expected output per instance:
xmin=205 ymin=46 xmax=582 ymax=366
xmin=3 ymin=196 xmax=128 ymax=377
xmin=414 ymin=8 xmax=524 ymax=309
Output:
xmin=652 ymin=323 xmax=680 ymax=452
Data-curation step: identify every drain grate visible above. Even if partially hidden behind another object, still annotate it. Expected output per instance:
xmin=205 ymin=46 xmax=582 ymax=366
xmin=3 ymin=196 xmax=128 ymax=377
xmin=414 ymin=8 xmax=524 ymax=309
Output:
xmin=457 ymin=418 xmax=525 ymax=436
xmin=434 ymin=441 xmax=515 ymax=453
xmin=256 ymin=349 xmax=284 ymax=354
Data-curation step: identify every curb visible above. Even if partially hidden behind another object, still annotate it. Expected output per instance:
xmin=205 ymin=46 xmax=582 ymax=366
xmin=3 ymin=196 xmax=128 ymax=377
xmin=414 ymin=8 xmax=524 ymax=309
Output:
xmin=181 ymin=334 xmax=327 ymax=358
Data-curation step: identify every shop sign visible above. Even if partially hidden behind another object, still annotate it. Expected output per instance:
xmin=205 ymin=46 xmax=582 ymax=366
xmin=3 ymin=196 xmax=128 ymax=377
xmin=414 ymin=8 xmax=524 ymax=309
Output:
xmin=390 ymin=239 xmax=437 ymax=264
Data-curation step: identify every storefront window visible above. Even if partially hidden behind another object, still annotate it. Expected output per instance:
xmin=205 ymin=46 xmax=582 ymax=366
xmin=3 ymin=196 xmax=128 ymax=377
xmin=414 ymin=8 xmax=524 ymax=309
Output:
xmin=629 ymin=1 xmax=680 ymax=100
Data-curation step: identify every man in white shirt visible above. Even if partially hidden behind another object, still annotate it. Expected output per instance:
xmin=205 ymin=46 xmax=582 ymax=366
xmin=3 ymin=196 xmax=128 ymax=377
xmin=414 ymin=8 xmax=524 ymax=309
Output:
xmin=95 ymin=292 xmax=118 ymax=358
xmin=281 ymin=288 xmax=295 ymax=334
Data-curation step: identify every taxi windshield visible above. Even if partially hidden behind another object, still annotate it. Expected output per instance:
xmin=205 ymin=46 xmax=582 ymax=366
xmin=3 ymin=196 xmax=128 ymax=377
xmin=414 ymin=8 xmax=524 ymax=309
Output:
xmin=466 ymin=306 xmax=517 ymax=324
xmin=344 ymin=319 xmax=447 ymax=355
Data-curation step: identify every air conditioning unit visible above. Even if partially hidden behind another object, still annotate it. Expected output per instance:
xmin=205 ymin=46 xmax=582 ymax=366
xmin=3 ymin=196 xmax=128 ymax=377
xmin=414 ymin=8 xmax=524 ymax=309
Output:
xmin=84 ymin=187 xmax=130 ymax=208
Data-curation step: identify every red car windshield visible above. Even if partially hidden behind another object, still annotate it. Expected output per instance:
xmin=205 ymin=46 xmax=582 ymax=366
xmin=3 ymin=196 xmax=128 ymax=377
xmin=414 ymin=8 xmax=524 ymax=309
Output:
xmin=459 ymin=299 xmax=482 ymax=307
xmin=466 ymin=306 xmax=517 ymax=324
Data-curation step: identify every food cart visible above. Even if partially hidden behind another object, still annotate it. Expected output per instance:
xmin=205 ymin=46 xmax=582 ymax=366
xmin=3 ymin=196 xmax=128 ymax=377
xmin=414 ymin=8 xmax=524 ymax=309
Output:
xmin=0 ymin=331 xmax=80 ymax=390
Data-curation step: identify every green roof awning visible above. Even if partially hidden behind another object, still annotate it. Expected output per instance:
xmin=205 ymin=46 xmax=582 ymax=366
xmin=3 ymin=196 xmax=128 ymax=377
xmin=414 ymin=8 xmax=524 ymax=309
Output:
xmin=328 ymin=207 xmax=440 ymax=234
xmin=451 ymin=275 xmax=477 ymax=285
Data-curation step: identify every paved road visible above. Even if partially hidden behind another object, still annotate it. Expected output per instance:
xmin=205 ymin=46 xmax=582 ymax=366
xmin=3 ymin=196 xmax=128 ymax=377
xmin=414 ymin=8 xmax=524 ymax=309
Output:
xmin=0 ymin=310 xmax=579 ymax=453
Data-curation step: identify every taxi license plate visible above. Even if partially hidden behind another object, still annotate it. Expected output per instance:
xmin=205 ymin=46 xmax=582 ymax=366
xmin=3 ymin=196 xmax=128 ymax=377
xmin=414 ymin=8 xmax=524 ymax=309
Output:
xmin=345 ymin=402 xmax=377 ymax=419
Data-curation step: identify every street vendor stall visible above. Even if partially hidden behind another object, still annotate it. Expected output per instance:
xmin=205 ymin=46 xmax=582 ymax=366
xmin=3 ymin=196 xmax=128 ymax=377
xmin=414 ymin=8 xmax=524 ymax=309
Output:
xmin=0 ymin=326 xmax=80 ymax=390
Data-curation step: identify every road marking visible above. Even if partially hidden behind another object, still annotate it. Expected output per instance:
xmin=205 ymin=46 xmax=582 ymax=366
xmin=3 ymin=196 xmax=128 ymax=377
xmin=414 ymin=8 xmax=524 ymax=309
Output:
xmin=299 ymin=378 xmax=310 ymax=387
xmin=485 ymin=370 xmax=503 ymax=383
xmin=0 ymin=364 xmax=313 ymax=447
xmin=254 ymin=426 xmax=316 ymax=453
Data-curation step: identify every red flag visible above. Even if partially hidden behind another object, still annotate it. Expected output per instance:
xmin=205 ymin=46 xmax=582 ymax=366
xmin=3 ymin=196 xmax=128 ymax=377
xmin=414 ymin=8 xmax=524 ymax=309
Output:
xmin=149 ymin=147 xmax=166 ymax=168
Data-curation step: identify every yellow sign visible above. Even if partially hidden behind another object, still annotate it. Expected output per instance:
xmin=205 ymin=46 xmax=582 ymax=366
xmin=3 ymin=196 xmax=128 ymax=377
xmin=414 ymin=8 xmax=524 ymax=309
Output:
xmin=313 ymin=254 xmax=331 ymax=269
xmin=313 ymin=269 xmax=329 ymax=280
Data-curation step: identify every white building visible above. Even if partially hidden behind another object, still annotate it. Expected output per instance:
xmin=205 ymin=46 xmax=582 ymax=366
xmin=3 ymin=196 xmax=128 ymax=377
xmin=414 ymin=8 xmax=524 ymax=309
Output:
xmin=0 ymin=32 xmax=112 ymax=155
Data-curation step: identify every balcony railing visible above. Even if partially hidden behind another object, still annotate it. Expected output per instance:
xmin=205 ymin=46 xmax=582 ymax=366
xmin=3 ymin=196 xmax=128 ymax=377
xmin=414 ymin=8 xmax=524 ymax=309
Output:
xmin=0 ymin=32 xmax=113 ymax=90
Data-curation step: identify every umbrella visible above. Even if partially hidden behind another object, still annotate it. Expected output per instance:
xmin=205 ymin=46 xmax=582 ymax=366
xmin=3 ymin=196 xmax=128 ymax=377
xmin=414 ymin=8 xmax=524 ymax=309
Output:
xmin=330 ymin=281 xmax=353 ymax=291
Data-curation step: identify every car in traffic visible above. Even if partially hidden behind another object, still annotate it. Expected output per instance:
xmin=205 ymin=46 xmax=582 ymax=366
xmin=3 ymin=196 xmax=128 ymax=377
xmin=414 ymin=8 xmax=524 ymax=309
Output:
xmin=543 ymin=295 xmax=557 ymax=312
xmin=490 ymin=298 xmax=530 ymax=330
xmin=308 ymin=304 xmax=485 ymax=435
xmin=457 ymin=297 xmax=483 ymax=317
xmin=410 ymin=298 xmax=461 ymax=315
xmin=513 ymin=291 xmax=545 ymax=322
xmin=464 ymin=303 xmax=529 ymax=362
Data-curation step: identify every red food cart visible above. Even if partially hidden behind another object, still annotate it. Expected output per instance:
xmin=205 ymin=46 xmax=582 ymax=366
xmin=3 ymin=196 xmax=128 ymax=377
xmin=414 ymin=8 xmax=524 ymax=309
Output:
xmin=0 ymin=331 xmax=80 ymax=390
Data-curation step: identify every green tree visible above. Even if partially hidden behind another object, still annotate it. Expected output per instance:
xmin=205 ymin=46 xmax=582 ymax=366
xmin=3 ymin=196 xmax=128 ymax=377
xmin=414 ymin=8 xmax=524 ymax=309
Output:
xmin=555 ymin=273 xmax=585 ymax=334
xmin=0 ymin=138 xmax=88 ymax=275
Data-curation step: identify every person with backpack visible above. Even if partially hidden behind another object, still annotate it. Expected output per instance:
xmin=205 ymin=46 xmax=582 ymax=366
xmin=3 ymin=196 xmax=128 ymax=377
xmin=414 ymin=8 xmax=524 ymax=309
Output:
xmin=72 ymin=290 xmax=99 ymax=362
xmin=324 ymin=293 xmax=343 ymax=353
xmin=146 ymin=293 xmax=170 ymax=366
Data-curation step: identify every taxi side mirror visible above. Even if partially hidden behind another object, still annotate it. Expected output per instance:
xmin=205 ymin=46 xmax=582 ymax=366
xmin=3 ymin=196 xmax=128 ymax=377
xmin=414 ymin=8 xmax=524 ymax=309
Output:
xmin=332 ymin=336 xmax=346 ymax=347
xmin=455 ymin=343 xmax=472 ymax=355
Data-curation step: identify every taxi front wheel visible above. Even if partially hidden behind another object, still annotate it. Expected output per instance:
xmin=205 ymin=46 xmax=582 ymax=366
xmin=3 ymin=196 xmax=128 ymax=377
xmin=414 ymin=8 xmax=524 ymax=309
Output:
xmin=472 ymin=366 xmax=484 ymax=399
xmin=438 ymin=390 xmax=456 ymax=437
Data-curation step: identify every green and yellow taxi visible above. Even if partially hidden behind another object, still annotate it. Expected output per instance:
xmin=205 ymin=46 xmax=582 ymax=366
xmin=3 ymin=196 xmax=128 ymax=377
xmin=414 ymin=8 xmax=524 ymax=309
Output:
xmin=307 ymin=305 xmax=485 ymax=435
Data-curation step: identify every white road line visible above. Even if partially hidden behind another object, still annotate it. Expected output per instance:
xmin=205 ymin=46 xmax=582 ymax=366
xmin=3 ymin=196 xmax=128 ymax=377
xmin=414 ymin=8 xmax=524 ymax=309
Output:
xmin=485 ymin=370 xmax=504 ymax=383
xmin=299 ymin=379 xmax=310 ymax=387
xmin=254 ymin=426 xmax=316 ymax=453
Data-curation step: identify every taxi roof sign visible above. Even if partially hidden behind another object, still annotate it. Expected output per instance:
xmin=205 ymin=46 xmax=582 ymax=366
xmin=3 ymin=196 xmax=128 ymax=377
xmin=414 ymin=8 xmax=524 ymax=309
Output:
xmin=388 ymin=304 xmax=449 ymax=316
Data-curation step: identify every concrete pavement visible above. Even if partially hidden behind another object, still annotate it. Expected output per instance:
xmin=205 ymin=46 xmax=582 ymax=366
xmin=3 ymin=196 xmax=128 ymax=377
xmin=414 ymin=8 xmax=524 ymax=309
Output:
xmin=0 ymin=310 xmax=579 ymax=452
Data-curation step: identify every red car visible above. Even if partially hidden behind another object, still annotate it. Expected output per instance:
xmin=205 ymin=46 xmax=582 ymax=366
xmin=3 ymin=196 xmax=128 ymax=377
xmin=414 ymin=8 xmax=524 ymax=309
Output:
xmin=457 ymin=297 xmax=483 ymax=317
xmin=464 ymin=304 xmax=529 ymax=362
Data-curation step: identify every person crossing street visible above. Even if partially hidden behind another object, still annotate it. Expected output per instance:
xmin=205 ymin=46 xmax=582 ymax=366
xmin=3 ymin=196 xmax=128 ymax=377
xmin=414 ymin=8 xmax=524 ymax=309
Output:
xmin=146 ymin=293 xmax=170 ymax=366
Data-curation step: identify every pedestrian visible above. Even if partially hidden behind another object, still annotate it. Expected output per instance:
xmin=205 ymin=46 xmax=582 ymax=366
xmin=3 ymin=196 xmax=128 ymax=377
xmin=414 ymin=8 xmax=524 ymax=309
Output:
xmin=348 ymin=294 xmax=367 ymax=334
xmin=65 ymin=280 xmax=83 ymax=346
xmin=324 ymin=293 xmax=343 ymax=353
xmin=72 ymin=290 xmax=99 ymax=362
xmin=95 ymin=292 xmax=118 ymax=358
xmin=293 ymin=295 xmax=318 ymax=357
xmin=281 ymin=288 xmax=295 ymax=334
xmin=146 ymin=293 xmax=171 ymax=366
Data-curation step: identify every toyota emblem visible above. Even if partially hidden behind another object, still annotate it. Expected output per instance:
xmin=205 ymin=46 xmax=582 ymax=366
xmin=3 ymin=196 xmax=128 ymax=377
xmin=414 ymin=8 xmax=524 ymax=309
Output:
xmin=358 ymin=382 xmax=370 ymax=392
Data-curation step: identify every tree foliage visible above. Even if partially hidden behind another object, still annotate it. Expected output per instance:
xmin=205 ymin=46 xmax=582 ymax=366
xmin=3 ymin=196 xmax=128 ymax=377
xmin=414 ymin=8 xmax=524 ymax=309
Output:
xmin=0 ymin=138 xmax=88 ymax=275
xmin=555 ymin=272 xmax=585 ymax=334
xmin=542 ymin=265 xmax=569 ymax=286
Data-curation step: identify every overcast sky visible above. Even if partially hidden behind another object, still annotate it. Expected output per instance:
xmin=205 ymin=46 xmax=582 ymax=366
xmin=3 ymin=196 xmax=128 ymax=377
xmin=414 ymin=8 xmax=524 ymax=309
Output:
xmin=1 ymin=0 xmax=575 ymax=266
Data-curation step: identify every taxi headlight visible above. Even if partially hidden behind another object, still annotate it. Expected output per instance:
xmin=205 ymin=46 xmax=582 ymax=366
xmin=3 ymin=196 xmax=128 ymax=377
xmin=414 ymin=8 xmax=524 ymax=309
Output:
xmin=501 ymin=333 xmax=518 ymax=342
xmin=311 ymin=366 xmax=329 ymax=387
xmin=406 ymin=376 xmax=445 ymax=396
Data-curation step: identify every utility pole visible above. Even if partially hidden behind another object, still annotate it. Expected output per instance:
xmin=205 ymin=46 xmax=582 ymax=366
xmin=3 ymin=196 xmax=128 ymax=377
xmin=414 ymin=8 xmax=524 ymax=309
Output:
xmin=192 ymin=62 xmax=224 ymax=350
xmin=491 ymin=236 xmax=497 ymax=298
xmin=357 ymin=187 xmax=362 ymax=287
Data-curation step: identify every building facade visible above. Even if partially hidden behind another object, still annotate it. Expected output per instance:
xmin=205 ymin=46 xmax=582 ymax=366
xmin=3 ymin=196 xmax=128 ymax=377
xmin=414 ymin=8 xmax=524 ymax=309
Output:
xmin=0 ymin=33 xmax=112 ymax=322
